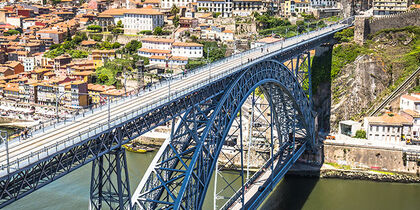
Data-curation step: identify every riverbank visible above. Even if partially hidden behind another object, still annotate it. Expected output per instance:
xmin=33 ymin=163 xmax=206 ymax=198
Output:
xmin=288 ymin=162 xmax=420 ymax=183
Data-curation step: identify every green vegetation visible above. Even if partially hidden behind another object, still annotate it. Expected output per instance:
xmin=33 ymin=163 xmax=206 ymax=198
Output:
xmin=334 ymin=28 xmax=354 ymax=43
xmin=185 ymin=41 xmax=227 ymax=69
xmin=98 ymin=41 xmax=121 ymax=50
xmin=123 ymin=40 xmax=142 ymax=54
xmin=331 ymin=44 xmax=367 ymax=79
xmin=87 ymin=25 xmax=102 ymax=33
xmin=213 ymin=12 xmax=221 ymax=18
xmin=90 ymin=34 xmax=103 ymax=42
xmin=173 ymin=15 xmax=180 ymax=27
xmin=255 ymin=13 xmax=326 ymax=37
xmin=370 ymin=170 xmax=395 ymax=175
xmin=170 ymin=5 xmax=179 ymax=15
xmin=354 ymin=130 xmax=367 ymax=139
xmin=44 ymin=32 xmax=89 ymax=58
xmin=139 ymin=30 xmax=152 ymax=35
xmin=153 ymin=26 xmax=163 ymax=35
xmin=4 ymin=29 xmax=20 ymax=36
xmin=51 ymin=0 xmax=61 ymax=5
xmin=96 ymin=58 xmax=140 ymax=86
xmin=325 ymin=162 xmax=352 ymax=170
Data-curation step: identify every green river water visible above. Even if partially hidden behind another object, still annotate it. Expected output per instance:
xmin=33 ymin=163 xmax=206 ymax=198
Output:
xmin=3 ymin=151 xmax=420 ymax=210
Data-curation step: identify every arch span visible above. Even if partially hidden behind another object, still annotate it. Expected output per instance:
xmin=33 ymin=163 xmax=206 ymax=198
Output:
xmin=133 ymin=59 xmax=315 ymax=210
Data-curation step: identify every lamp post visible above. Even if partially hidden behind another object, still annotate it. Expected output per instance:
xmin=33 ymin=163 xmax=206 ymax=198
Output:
xmin=55 ymin=90 xmax=68 ymax=123
xmin=206 ymin=47 xmax=215 ymax=79
xmin=1 ymin=131 xmax=10 ymax=174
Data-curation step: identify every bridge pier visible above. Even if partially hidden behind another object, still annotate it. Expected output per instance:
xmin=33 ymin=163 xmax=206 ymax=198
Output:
xmin=90 ymin=147 xmax=131 ymax=210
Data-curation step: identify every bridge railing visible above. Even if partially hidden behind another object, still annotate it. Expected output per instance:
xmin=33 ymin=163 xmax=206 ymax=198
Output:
xmin=0 ymin=17 xmax=354 ymax=175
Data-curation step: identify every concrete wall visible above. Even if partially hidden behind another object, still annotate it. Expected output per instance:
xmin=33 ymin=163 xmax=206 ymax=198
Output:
xmin=324 ymin=143 xmax=420 ymax=174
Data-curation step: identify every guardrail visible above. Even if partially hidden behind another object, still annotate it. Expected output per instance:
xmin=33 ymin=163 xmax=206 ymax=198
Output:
xmin=0 ymin=17 xmax=354 ymax=175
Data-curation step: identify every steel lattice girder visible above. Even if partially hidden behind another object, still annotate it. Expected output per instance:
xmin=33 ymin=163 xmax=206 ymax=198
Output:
xmin=0 ymin=76 xmax=235 ymax=208
xmin=90 ymin=147 xmax=131 ymax=210
xmin=135 ymin=59 xmax=314 ymax=209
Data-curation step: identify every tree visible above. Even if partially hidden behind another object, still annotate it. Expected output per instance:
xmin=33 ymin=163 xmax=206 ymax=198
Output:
xmin=139 ymin=30 xmax=152 ymax=35
xmin=354 ymin=130 xmax=367 ymax=139
xmin=112 ymin=42 xmax=121 ymax=49
xmin=153 ymin=26 xmax=163 ymax=35
xmin=117 ymin=20 xmax=123 ymax=28
xmin=4 ymin=29 xmax=20 ymax=36
xmin=213 ymin=12 xmax=221 ymax=18
xmin=191 ymin=35 xmax=198 ymax=42
xmin=173 ymin=15 xmax=180 ymax=27
xmin=90 ymin=34 xmax=103 ymax=42
xmin=170 ymin=5 xmax=180 ymax=16
xmin=124 ymin=40 xmax=142 ymax=53
xmin=87 ymin=25 xmax=102 ymax=32
xmin=112 ymin=28 xmax=124 ymax=34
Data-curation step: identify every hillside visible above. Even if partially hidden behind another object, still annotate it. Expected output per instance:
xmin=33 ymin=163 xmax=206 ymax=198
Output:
xmin=329 ymin=26 xmax=420 ymax=130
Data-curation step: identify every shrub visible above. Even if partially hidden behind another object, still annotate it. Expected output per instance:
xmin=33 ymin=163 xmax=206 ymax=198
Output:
xmin=354 ymin=130 xmax=366 ymax=139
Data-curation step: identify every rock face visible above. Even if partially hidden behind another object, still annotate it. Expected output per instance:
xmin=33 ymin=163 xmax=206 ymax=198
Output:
xmin=330 ymin=54 xmax=391 ymax=130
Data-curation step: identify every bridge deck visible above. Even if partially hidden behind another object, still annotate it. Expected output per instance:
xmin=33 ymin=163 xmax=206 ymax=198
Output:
xmin=0 ymin=23 xmax=346 ymax=177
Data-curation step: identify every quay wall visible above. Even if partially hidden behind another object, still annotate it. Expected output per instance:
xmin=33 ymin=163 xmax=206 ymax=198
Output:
xmin=323 ymin=143 xmax=420 ymax=174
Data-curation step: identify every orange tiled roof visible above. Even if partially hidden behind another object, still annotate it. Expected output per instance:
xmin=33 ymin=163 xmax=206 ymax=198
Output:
xmin=365 ymin=113 xmax=412 ymax=126
xmin=138 ymin=48 xmax=171 ymax=54
xmin=172 ymin=42 xmax=203 ymax=47
xmin=141 ymin=37 xmax=175 ymax=43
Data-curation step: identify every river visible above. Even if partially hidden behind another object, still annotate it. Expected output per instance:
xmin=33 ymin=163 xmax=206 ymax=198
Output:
xmin=3 ymin=150 xmax=420 ymax=210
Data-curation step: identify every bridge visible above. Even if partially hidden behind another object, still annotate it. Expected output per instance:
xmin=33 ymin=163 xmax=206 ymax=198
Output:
xmin=0 ymin=17 xmax=353 ymax=209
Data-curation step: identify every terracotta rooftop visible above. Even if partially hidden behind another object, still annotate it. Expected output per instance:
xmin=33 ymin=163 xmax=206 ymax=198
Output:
xmin=172 ymin=42 xmax=203 ymax=47
xmin=401 ymin=94 xmax=420 ymax=102
xmin=138 ymin=48 xmax=171 ymax=54
xmin=365 ymin=113 xmax=412 ymax=126
xmin=141 ymin=37 xmax=175 ymax=43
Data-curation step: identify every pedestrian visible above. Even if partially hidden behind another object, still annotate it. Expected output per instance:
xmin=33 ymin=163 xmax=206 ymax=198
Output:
xmin=261 ymin=47 xmax=263 ymax=53
xmin=24 ymin=127 xmax=28 ymax=139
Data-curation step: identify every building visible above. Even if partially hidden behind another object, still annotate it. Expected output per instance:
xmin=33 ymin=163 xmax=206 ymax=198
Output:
xmin=400 ymin=109 xmax=420 ymax=139
xmin=161 ymin=0 xmax=196 ymax=10
xmin=373 ymin=0 xmax=412 ymax=16
xmin=91 ymin=49 xmax=116 ymax=66
xmin=99 ymin=8 xmax=164 ymax=35
xmin=364 ymin=113 xmax=412 ymax=144
xmin=251 ymin=36 xmax=282 ymax=48
xmin=171 ymin=42 xmax=203 ymax=58
xmin=70 ymin=81 xmax=88 ymax=108
xmin=197 ymin=0 xmax=234 ymax=18
xmin=400 ymin=94 xmax=420 ymax=111
xmin=338 ymin=120 xmax=362 ymax=137
xmin=284 ymin=0 xmax=310 ymax=16
xmin=310 ymin=0 xmax=337 ymax=8
xmin=232 ymin=0 xmax=263 ymax=16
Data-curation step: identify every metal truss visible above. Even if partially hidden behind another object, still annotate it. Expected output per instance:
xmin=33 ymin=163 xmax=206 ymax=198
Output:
xmin=134 ymin=59 xmax=314 ymax=209
xmin=0 ymin=27 xmax=331 ymax=208
xmin=0 ymin=75 xmax=234 ymax=208
xmin=90 ymin=147 xmax=131 ymax=210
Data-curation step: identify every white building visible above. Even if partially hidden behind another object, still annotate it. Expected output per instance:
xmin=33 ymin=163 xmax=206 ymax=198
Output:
xmin=400 ymin=94 xmax=420 ymax=111
xmin=364 ymin=113 xmax=412 ymax=144
xmin=251 ymin=36 xmax=282 ymax=49
xmin=401 ymin=109 xmax=420 ymax=139
xmin=160 ymin=0 xmax=196 ymax=10
xmin=141 ymin=38 xmax=174 ymax=51
xmin=100 ymin=8 xmax=164 ymax=35
xmin=172 ymin=42 xmax=203 ymax=58
xmin=310 ymin=0 xmax=337 ymax=8
xmin=197 ymin=0 xmax=233 ymax=17
xmin=220 ymin=29 xmax=234 ymax=42
xmin=23 ymin=57 xmax=35 ymax=72
xmin=138 ymin=38 xmax=203 ymax=66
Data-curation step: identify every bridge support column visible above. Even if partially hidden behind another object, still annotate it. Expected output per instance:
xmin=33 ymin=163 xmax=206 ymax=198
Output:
xmin=90 ymin=147 xmax=131 ymax=210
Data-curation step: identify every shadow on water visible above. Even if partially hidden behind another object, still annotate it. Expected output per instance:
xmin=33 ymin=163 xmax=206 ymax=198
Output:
xmin=260 ymin=175 xmax=319 ymax=210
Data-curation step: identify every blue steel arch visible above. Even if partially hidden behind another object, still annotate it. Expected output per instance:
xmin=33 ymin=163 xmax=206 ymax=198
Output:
xmin=174 ymin=59 xmax=314 ymax=209
xmin=135 ymin=59 xmax=314 ymax=209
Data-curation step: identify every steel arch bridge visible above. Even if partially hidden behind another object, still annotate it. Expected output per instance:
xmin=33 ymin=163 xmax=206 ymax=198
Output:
xmin=0 ymin=18 xmax=353 ymax=209
xmin=132 ymin=55 xmax=315 ymax=209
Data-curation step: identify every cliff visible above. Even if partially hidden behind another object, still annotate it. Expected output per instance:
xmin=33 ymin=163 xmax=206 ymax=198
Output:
xmin=329 ymin=26 xmax=420 ymax=130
